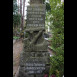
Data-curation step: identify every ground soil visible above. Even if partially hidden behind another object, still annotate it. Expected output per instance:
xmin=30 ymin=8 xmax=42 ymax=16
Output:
xmin=13 ymin=39 xmax=23 ymax=77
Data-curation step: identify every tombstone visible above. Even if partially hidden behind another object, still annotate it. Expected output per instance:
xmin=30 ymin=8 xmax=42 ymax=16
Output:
xmin=18 ymin=0 xmax=50 ymax=77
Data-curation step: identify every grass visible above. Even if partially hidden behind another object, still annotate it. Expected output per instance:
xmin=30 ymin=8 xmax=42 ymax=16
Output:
xmin=13 ymin=36 xmax=20 ymax=40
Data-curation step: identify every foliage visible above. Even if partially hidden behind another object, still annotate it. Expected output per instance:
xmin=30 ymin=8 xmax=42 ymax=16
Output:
xmin=13 ymin=0 xmax=21 ymax=28
xmin=46 ymin=0 xmax=64 ymax=77
xmin=50 ymin=55 xmax=64 ymax=77
xmin=13 ymin=36 xmax=20 ymax=40
xmin=46 ymin=2 xmax=51 ymax=12
xmin=13 ymin=0 xmax=18 ymax=14
xmin=13 ymin=14 xmax=21 ymax=28
xmin=49 ymin=0 xmax=64 ymax=52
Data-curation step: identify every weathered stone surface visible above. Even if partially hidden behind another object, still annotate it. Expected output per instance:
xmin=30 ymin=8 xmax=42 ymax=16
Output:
xmin=30 ymin=0 xmax=43 ymax=4
xmin=26 ymin=4 xmax=46 ymax=31
xmin=18 ymin=0 xmax=50 ymax=77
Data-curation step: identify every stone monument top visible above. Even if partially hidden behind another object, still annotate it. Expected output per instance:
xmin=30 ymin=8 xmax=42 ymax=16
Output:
xmin=30 ymin=0 xmax=43 ymax=4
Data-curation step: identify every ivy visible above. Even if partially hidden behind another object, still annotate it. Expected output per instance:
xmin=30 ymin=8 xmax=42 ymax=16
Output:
xmin=46 ymin=0 xmax=64 ymax=77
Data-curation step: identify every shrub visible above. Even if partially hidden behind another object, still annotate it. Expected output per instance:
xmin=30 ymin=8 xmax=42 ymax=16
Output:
xmin=48 ymin=1 xmax=64 ymax=77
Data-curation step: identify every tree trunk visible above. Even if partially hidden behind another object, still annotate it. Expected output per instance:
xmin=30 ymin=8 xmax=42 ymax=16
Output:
xmin=22 ymin=0 xmax=26 ymax=27
xmin=20 ymin=0 xmax=22 ymax=15
xmin=18 ymin=0 xmax=20 ymax=14
xmin=20 ymin=0 xmax=23 ymax=30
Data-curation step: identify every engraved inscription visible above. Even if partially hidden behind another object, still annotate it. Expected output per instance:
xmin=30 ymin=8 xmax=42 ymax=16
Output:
xmin=27 ymin=5 xmax=45 ymax=28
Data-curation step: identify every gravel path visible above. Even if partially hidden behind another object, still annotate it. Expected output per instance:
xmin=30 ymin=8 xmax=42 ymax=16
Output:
xmin=13 ymin=40 xmax=16 ymax=44
xmin=13 ymin=39 xmax=23 ymax=77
